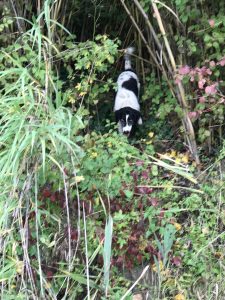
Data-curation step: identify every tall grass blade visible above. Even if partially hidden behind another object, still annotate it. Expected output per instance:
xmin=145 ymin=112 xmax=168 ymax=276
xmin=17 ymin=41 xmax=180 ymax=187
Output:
xmin=103 ymin=214 xmax=113 ymax=297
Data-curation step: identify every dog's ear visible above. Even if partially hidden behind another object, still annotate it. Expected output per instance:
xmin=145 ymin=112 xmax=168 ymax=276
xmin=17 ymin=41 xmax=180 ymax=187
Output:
xmin=115 ymin=109 xmax=122 ymax=123
xmin=132 ymin=110 xmax=142 ymax=125
xmin=138 ymin=116 xmax=142 ymax=125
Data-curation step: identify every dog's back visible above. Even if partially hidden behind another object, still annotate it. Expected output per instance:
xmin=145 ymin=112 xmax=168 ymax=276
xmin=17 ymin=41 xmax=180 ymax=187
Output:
xmin=114 ymin=47 xmax=142 ymax=136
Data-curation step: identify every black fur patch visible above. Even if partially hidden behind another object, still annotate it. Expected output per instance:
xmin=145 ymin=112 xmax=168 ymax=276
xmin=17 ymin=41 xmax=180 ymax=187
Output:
xmin=115 ymin=107 xmax=141 ymax=136
xmin=122 ymin=77 xmax=139 ymax=98
xmin=124 ymin=68 xmax=136 ymax=73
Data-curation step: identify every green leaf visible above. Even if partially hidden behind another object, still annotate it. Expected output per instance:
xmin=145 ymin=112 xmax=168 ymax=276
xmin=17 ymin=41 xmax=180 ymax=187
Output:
xmin=124 ymin=190 xmax=133 ymax=199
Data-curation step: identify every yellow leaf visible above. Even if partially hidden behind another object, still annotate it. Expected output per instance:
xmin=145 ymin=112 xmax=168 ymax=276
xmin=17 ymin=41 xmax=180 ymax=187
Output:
xmin=181 ymin=153 xmax=189 ymax=164
xmin=79 ymin=91 xmax=87 ymax=97
xmin=174 ymin=223 xmax=182 ymax=231
xmin=170 ymin=149 xmax=177 ymax=158
xmin=174 ymin=294 xmax=185 ymax=300
xmin=95 ymin=197 xmax=100 ymax=205
xmin=90 ymin=152 xmax=98 ymax=158
xmin=16 ymin=261 xmax=24 ymax=274
xmin=75 ymin=83 xmax=81 ymax=90
xmin=75 ymin=176 xmax=85 ymax=183
xmin=148 ymin=132 xmax=154 ymax=138
xmin=152 ymin=260 xmax=164 ymax=272
xmin=10 ymin=285 xmax=16 ymax=289
xmin=175 ymin=157 xmax=181 ymax=164
xmin=85 ymin=62 xmax=91 ymax=69
xmin=68 ymin=96 xmax=75 ymax=104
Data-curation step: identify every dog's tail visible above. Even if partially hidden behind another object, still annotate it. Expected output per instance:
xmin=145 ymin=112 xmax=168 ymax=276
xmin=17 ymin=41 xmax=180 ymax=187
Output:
xmin=124 ymin=47 xmax=135 ymax=70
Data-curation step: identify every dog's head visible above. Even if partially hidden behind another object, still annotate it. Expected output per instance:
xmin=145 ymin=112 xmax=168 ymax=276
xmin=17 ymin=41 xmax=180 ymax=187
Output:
xmin=115 ymin=107 xmax=142 ymax=137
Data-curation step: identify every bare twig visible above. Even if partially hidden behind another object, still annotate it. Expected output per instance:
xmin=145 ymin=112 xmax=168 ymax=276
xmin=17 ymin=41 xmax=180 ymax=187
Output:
xmin=120 ymin=0 xmax=161 ymax=69
xmin=132 ymin=0 xmax=172 ymax=74
xmin=10 ymin=0 xmax=24 ymax=33
xmin=121 ymin=265 xmax=150 ymax=300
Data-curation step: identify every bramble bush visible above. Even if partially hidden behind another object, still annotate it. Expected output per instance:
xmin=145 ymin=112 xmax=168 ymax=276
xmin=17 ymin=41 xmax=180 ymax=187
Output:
xmin=177 ymin=57 xmax=225 ymax=145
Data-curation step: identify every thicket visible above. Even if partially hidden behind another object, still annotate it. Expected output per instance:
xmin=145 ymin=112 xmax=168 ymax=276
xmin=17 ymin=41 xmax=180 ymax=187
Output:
xmin=0 ymin=0 xmax=225 ymax=299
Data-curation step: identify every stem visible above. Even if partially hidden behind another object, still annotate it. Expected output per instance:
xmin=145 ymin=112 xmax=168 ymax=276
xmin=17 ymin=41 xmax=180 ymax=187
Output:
xmin=133 ymin=0 xmax=172 ymax=74
xmin=120 ymin=0 xmax=161 ymax=69
xmin=152 ymin=1 xmax=200 ymax=164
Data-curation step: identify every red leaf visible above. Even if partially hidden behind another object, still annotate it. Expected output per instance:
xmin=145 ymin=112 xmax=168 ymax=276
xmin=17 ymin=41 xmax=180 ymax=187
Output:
xmin=198 ymin=66 xmax=211 ymax=76
xmin=125 ymin=260 xmax=133 ymax=269
xmin=208 ymin=19 xmax=215 ymax=28
xmin=50 ymin=194 xmax=56 ymax=202
xmin=135 ymin=186 xmax=153 ymax=194
xmin=131 ymin=171 xmax=138 ymax=181
xmin=179 ymin=65 xmax=190 ymax=75
xmin=205 ymin=84 xmax=217 ymax=95
xmin=42 ymin=188 xmax=51 ymax=198
xmin=217 ymin=57 xmax=225 ymax=66
xmin=119 ymin=189 xmax=125 ymax=198
xmin=172 ymin=256 xmax=182 ymax=266
xmin=175 ymin=77 xmax=181 ymax=85
xmin=128 ymin=246 xmax=139 ymax=255
xmin=188 ymin=111 xmax=198 ymax=119
xmin=141 ymin=170 xmax=149 ymax=179
xmin=137 ymin=254 xmax=142 ymax=264
xmin=71 ymin=229 xmax=78 ymax=241
xmin=46 ymin=271 xmax=54 ymax=279
xmin=198 ymin=79 xmax=206 ymax=89
xmin=158 ymin=209 xmax=165 ymax=219
xmin=135 ymin=160 xmax=144 ymax=166
xmin=199 ymin=96 xmax=206 ymax=103
xmin=148 ymin=197 xmax=158 ymax=207
xmin=145 ymin=244 xmax=157 ymax=255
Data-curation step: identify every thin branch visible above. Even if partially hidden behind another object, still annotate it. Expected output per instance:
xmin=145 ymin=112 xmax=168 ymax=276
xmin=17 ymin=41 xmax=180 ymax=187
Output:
xmin=152 ymin=1 xmax=200 ymax=164
xmin=10 ymin=0 xmax=24 ymax=33
xmin=132 ymin=0 xmax=173 ymax=74
xmin=120 ymin=0 xmax=161 ymax=69
xmin=121 ymin=265 xmax=150 ymax=300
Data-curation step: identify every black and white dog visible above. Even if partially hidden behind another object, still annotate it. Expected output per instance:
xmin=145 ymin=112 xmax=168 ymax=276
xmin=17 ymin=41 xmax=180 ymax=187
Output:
xmin=114 ymin=47 xmax=142 ymax=137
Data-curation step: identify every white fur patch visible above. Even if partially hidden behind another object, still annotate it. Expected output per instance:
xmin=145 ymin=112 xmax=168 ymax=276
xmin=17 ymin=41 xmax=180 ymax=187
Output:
xmin=114 ymin=88 xmax=140 ymax=111
xmin=117 ymin=71 xmax=138 ymax=88
xmin=114 ymin=47 xmax=142 ymax=133
xmin=122 ymin=114 xmax=132 ymax=133
xmin=114 ymin=71 xmax=140 ymax=112
xmin=138 ymin=117 xmax=143 ymax=125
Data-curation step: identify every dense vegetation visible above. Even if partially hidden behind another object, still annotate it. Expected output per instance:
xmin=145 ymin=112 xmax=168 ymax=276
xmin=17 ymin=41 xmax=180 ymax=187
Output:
xmin=0 ymin=0 xmax=225 ymax=299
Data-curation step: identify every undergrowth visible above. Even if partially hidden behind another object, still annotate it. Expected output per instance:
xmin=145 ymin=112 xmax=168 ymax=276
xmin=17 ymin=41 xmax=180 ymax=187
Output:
xmin=0 ymin=1 xmax=225 ymax=300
